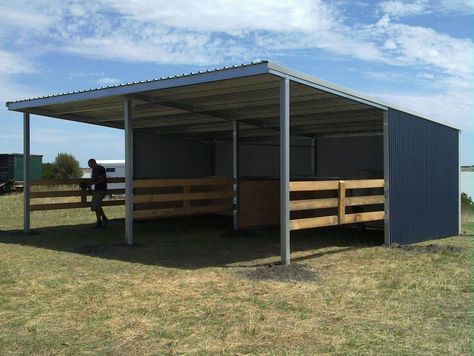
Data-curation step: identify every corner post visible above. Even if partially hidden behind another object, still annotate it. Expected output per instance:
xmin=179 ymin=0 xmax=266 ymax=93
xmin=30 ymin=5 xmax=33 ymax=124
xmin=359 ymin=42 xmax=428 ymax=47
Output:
xmin=280 ymin=77 xmax=290 ymax=264
xmin=23 ymin=112 xmax=30 ymax=233
xmin=233 ymin=120 xmax=240 ymax=230
xmin=383 ymin=110 xmax=390 ymax=245
xmin=124 ymin=99 xmax=134 ymax=245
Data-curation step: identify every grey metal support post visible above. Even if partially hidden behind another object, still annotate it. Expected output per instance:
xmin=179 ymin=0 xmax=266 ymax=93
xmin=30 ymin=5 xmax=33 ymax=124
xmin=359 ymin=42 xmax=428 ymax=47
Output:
xmin=124 ymin=99 xmax=134 ymax=245
xmin=280 ymin=77 xmax=290 ymax=264
xmin=383 ymin=110 xmax=390 ymax=245
xmin=233 ymin=120 xmax=240 ymax=230
xmin=23 ymin=112 xmax=30 ymax=233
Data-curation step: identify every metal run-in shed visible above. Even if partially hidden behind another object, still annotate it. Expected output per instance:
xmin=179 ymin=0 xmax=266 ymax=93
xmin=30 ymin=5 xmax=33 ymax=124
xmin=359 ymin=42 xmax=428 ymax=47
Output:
xmin=6 ymin=61 xmax=460 ymax=264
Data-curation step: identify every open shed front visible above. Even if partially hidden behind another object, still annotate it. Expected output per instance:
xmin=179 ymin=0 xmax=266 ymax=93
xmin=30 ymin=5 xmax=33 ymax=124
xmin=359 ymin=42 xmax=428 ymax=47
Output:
xmin=7 ymin=61 xmax=459 ymax=264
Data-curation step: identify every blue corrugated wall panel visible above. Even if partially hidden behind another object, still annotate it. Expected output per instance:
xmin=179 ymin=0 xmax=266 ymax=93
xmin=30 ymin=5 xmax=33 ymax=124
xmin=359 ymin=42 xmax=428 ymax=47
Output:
xmin=134 ymin=131 xmax=214 ymax=178
xmin=317 ymin=135 xmax=383 ymax=179
xmin=215 ymin=143 xmax=313 ymax=177
xmin=388 ymin=109 xmax=459 ymax=245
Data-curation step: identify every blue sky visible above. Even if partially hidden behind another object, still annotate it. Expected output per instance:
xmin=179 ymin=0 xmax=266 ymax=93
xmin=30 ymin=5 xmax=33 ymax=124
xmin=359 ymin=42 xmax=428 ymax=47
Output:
xmin=0 ymin=0 xmax=472 ymax=166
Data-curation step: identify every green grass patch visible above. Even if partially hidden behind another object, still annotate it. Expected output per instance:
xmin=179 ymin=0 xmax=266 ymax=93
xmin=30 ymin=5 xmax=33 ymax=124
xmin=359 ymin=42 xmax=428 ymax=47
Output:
xmin=0 ymin=193 xmax=471 ymax=354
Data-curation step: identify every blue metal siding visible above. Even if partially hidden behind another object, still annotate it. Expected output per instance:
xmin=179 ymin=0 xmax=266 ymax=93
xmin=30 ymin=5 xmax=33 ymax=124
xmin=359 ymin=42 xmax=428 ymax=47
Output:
xmin=215 ymin=143 xmax=313 ymax=177
xmin=388 ymin=109 xmax=459 ymax=244
xmin=317 ymin=135 xmax=383 ymax=179
xmin=134 ymin=132 xmax=214 ymax=178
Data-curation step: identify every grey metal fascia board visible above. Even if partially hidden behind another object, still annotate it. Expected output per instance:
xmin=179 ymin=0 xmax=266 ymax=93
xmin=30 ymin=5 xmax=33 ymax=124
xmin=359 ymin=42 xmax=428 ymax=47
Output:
xmin=6 ymin=62 xmax=271 ymax=111
xmin=267 ymin=62 xmax=459 ymax=131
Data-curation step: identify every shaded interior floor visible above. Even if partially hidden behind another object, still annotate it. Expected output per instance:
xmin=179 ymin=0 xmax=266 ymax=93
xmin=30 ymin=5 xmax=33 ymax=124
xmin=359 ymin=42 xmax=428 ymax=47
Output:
xmin=0 ymin=216 xmax=384 ymax=269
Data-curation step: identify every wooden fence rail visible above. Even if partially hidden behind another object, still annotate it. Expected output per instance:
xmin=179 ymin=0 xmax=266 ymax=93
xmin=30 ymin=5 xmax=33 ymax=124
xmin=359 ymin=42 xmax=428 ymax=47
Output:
xmin=133 ymin=178 xmax=235 ymax=220
xmin=289 ymin=179 xmax=385 ymax=231
xmin=28 ymin=178 xmax=235 ymax=220
xmin=28 ymin=178 xmax=383 ymax=229
xmin=29 ymin=178 xmax=125 ymax=211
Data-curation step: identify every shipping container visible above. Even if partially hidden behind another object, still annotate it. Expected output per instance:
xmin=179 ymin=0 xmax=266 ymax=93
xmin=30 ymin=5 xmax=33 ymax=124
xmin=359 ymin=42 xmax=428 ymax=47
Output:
xmin=0 ymin=154 xmax=43 ymax=182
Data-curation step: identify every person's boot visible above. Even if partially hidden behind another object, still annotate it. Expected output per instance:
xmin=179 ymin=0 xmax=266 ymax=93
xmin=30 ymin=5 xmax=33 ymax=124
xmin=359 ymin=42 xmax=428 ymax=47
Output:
xmin=92 ymin=220 xmax=102 ymax=229
xmin=102 ymin=217 xmax=109 ymax=228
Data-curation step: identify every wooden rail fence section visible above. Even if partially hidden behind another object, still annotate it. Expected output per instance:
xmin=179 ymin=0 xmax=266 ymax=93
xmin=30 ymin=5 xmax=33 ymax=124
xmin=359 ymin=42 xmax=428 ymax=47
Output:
xmin=29 ymin=178 xmax=235 ymax=220
xmin=289 ymin=179 xmax=385 ymax=231
xmin=29 ymin=178 xmax=125 ymax=211
xmin=29 ymin=178 xmax=382 ymax=228
xmin=132 ymin=178 xmax=235 ymax=220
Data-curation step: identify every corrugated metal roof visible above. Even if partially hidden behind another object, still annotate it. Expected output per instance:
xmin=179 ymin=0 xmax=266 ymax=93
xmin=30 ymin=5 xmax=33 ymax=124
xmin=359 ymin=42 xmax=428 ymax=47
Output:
xmin=4 ymin=60 xmax=459 ymax=132
xmin=5 ymin=61 xmax=268 ymax=105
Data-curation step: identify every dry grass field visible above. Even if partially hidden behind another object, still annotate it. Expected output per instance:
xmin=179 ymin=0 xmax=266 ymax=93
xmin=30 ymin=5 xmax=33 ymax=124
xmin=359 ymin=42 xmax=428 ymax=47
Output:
xmin=0 ymin=193 xmax=472 ymax=355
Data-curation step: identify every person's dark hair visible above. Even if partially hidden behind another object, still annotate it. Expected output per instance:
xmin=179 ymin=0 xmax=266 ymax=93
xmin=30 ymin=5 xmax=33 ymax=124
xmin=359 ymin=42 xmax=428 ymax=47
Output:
xmin=88 ymin=158 xmax=96 ymax=166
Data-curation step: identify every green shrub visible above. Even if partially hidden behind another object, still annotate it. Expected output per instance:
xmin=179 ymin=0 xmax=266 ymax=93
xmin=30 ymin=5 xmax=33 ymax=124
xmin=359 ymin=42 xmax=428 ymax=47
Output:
xmin=53 ymin=153 xmax=82 ymax=179
xmin=41 ymin=162 xmax=56 ymax=179
xmin=461 ymin=193 xmax=473 ymax=223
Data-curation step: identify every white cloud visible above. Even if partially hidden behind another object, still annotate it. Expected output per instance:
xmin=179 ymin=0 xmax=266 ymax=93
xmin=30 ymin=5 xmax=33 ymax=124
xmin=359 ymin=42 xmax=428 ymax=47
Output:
xmin=416 ymin=72 xmax=435 ymax=79
xmin=437 ymin=0 xmax=473 ymax=14
xmin=379 ymin=0 xmax=472 ymax=17
xmin=374 ymin=86 xmax=472 ymax=130
xmin=367 ymin=15 xmax=472 ymax=81
xmin=101 ymin=0 xmax=337 ymax=34
xmin=0 ymin=4 xmax=56 ymax=31
xmin=96 ymin=77 xmax=121 ymax=86
xmin=0 ymin=0 xmax=471 ymax=135
xmin=362 ymin=70 xmax=407 ymax=80
xmin=0 ymin=50 xmax=35 ymax=75
xmin=379 ymin=0 xmax=429 ymax=18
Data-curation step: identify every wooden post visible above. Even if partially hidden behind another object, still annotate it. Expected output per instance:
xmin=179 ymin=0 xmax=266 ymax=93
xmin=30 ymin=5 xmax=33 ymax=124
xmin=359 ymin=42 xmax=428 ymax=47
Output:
xmin=80 ymin=190 xmax=87 ymax=204
xmin=338 ymin=180 xmax=346 ymax=224
xmin=183 ymin=185 xmax=190 ymax=208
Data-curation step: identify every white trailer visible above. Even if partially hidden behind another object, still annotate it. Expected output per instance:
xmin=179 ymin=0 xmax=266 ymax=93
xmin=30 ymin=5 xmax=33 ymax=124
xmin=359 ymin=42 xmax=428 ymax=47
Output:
xmin=96 ymin=160 xmax=125 ymax=190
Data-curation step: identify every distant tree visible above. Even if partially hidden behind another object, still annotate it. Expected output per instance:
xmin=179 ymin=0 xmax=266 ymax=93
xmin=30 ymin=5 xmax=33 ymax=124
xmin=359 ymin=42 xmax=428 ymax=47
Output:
xmin=41 ymin=163 xmax=56 ymax=179
xmin=461 ymin=192 xmax=473 ymax=210
xmin=53 ymin=153 xmax=82 ymax=179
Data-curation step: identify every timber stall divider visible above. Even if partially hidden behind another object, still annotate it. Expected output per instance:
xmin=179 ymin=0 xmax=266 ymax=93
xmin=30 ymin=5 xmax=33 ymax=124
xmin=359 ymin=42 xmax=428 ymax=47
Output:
xmin=28 ymin=178 xmax=384 ymax=230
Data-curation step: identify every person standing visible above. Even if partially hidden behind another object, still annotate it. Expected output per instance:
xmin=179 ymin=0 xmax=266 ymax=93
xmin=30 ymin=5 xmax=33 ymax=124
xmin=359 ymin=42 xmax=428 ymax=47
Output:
xmin=87 ymin=158 xmax=109 ymax=228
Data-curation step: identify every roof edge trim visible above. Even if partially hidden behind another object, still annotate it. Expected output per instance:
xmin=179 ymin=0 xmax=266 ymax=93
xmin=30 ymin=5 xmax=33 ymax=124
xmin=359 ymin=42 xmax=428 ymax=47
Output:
xmin=6 ymin=61 xmax=270 ymax=111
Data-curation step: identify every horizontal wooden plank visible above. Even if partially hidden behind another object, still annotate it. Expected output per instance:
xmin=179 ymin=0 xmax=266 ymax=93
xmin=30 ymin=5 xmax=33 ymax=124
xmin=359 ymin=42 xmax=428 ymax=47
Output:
xmin=345 ymin=179 xmax=384 ymax=189
xmin=30 ymin=189 xmax=124 ymax=198
xmin=133 ymin=204 xmax=232 ymax=220
xmin=290 ymin=198 xmax=338 ymax=211
xmin=344 ymin=211 xmax=385 ymax=224
xmin=31 ymin=190 xmax=86 ymax=198
xmin=290 ymin=215 xmax=338 ymax=230
xmin=345 ymin=195 xmax=385 ymax=206
xmin=30 ymin=178 xmax=125 ymax=186
xmin=133 ymin=190 xmax=235 ymax=203
xmin=30 ymin=200 xmax=124 ymax=211
xmin=289 ymin=180 xmax=339 ymax=192
xmin=133 ymin=177 xmax=234 ymax=188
